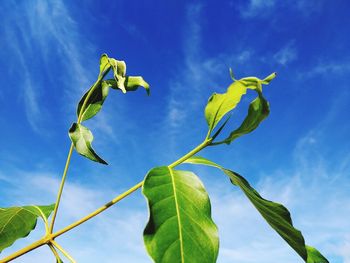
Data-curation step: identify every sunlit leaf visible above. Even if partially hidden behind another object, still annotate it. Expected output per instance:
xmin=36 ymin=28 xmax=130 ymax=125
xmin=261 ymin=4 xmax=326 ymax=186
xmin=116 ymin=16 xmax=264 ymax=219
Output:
xmin=68 ymin=123 xmax=107 ymax=165
xmin=99 ymin=54 xmax=111 ymax=77
xmin=104 ymin=76 xmax=150 ymax=95
xmin=307 ymin=246 xmax=329 ymax=263
xmin=205 ymin=72 xmax=275 ymax=136
xmin=109 ymin=58 xmax=127 ymax=93
xmin=76 ymin=81 xmax=110 ymax=122
xmin=142 ymin=166 xmax=219 ymax=263
xmin=217 ymin=95 xmax=270 ymax=145
xmin=184 ymin=156 xmax=329 ymax=263
xmin=125 ymin=76 xmax=150 ymax=95
xmin=0 ymin=204 xmax=55 ymax=253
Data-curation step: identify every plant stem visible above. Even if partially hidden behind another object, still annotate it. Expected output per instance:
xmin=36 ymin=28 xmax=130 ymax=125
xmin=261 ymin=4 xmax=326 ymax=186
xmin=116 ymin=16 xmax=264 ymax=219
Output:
xmin=49 ymin=143 xmax=74 ymax=233
xmin=52 ymin=181 xmax=143 ymax=238
xmin=52 ymin=138 xmax=212 ymax=237
xmin=1 ymin=138 xmax=212 ymax=262
xmin=49 ymin=70 xmax=110 ymax=233
xmin=169 ymin=138 xmax=212 ymax=168
xmin=51 ymin=241 xmax=76 ymax=263
xmin=0 ymin=237 xmax=48 ymax=263
xmin=48 ymin=243 xmax=62 ymax=262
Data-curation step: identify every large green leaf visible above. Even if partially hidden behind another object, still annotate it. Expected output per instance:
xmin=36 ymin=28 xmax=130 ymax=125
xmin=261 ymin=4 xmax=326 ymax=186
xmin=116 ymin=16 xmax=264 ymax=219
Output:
xmin=142 ymin=166 xmax=219 ymax=263
xmin=76 ymin=81 xmax=110 ymax=122
xmin=68 ymin=123 xmax=107 ymax=165
xmin=205 ymin=72 xmax=275 ymax=136
xmin=0 ymin=204 xmax=55 ymax=253
xmin=184 ymin=156 xmax=329 ymax=263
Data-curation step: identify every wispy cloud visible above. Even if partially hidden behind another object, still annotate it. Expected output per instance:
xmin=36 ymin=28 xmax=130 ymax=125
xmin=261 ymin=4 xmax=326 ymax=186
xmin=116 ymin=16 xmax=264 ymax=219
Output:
xmin=163 ymin=4 xmax=255 ymax=152
xmin=300 ymin=59 xmax=350 ymax=79
xmin=1 ymin=0 xmax=95 ymax=133
xmin=239 ymin=0 xmax=276 ymax=18
xmin=273 ymin=41 xmax=298 ymax=66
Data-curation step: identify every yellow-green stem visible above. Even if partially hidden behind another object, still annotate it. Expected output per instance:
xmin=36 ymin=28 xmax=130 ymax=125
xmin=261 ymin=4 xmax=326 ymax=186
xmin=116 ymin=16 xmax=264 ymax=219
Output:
xmin=0 ymin=237 xmax=49 ymax=263
xmin=51 ymin=241 xmax=76 ymax=263
xmin=48 ymin=243 xmax=62 ymax=262
xmin=52 ymin=181 xmax=143 ymax=238
xmin=49 ymin=143 xmax=74 ymax=233
xmin=49 ymin=72 xmax=109 ymax=233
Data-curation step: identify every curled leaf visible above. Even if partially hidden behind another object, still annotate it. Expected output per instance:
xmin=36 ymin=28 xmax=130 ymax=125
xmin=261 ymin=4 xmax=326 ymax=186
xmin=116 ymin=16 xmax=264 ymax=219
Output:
xmin=99 ymin=54 xmax=111 ymax=77
xmin=68 ymin=123 xmax=107 ymax=165
xmin=76 ymin=81 xmax=110 ymax=122
xmin=205 ymin=71 xmax=275 ymax=137
xmin=109 ymin=58 xmax=127 ymax=93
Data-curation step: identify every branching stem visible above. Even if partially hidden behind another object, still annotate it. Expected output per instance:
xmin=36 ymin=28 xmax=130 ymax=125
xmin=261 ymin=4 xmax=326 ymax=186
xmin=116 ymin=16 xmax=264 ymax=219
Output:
xmin=49 ymin=67 xmax=110 ymax=233
xmin=51 ymin=241 xmax=76 ymax=263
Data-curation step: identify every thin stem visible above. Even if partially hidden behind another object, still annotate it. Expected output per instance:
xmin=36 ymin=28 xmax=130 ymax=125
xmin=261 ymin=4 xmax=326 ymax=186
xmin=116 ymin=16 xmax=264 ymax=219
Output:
xmin=49 ymin=143 xmax=74 ymax=233
xmin=49 ymin=69 xmax=110 ymax=233
xmin=53 ymin=138 xmax=212 ymax=238
xmin=0 ymin=237 xmax=48 ymax=263
xmin=52 ymin=181 xmax=143 ymax=238
xmin=168 ymin=138 xmax=212 ymax=168
xmin=48 ymin=244 xmax=62 ymax=262
xmin=51 ymin=241 xmax=76 ymax=263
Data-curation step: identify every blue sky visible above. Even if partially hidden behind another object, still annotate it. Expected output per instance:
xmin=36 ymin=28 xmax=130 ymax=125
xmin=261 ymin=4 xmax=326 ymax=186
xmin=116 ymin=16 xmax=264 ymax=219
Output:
xmin=0 ymin=0 xmax=349 ymax=262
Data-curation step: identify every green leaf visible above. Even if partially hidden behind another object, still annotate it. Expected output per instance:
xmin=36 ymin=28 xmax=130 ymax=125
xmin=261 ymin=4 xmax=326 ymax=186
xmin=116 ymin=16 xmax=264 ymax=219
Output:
xmin=109 ymin=58 xmax=127 ymax=93
xmin=76 ymin=81 xmax=110 ymax=122
xmin=205 ymin=72 xmax=275 ymax=136
xmin=68 ymin=123 xmax=107 ymax=165
xmin=142 ymin=166 xmax=219 ymax=263
xmin=0 ymin=204 xmax=55 ymax=253
xmin=99 ymin=54 xmax=111 ymax=77
xmin=103 ymin=76 xmax=150 ymax=95
xmin=184 ymin=156 xmax=329 ymax=263
xmin=219 ymin=95 xmax=270 ymax=145
xmin=307 ymin=246 xmax=329 ymax=263
xmin=125 ymin=76 xmax=150 ymax=95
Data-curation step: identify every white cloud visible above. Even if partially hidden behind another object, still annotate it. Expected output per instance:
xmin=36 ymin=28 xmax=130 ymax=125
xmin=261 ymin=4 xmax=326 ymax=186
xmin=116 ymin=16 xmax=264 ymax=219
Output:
xmin=1 ymin=0 xmax=96 ymax=133
xmin=301 ymin=60 xmax=350 ymax=79
xmin=273 ymin=42 xmax=298 ymax=66
xmin=239 ymin=0 xmax=276 ymax=18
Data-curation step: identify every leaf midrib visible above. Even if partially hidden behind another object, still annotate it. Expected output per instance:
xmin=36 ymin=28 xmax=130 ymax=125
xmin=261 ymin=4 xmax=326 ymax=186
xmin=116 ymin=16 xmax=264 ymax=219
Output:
xmin=168 ymin=167 xmax=185 ymax=263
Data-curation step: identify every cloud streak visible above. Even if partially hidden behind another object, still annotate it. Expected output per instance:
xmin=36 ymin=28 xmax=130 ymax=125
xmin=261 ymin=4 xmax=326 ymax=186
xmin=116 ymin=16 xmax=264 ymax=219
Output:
xmin=1 ymin=0 xmax=95 ymax=133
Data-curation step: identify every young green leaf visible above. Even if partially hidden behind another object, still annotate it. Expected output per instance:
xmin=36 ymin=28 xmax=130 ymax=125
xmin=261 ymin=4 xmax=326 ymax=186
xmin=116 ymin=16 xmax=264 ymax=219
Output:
xmin=76 ymin=81 xmax=110 ymax=122
xmin=183 ymin=156 xmax=329 ymax=263
xmin=205 ymin=72 xmax=275 ymax=136
xmin=103 ymin=76 xmax=150 ymax=95
xmin=68 ymin=123 xmax=107 ymax=165
xmin=306 ymin=246 xmax=329 ymax=263
xmin=142 ymin=166 xmax=219 ymax=263
xmin=99 ymin=54 xmax=111 ymax=77
xmin=125 ymin=76 xmax=150 ymax=95
xmin=214 ymin=95 xmax=270 ymax=145
xmin=0 ymin=204 xmax=55 ymax=253
xmin=109 ymin=58 xmax=127 ymax=93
